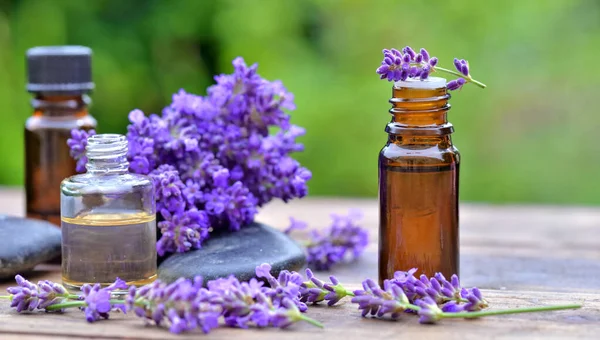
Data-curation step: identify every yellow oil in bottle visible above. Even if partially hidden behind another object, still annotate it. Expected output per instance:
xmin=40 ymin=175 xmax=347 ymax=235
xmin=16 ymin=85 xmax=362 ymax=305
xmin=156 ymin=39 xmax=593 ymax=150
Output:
xmin=61 ymin=211 xmax=157 ymax=290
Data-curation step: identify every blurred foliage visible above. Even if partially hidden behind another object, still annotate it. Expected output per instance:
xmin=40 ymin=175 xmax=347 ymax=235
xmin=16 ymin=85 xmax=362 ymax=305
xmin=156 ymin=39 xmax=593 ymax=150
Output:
xmin=0 ymin=0 xmax=599 ymax=204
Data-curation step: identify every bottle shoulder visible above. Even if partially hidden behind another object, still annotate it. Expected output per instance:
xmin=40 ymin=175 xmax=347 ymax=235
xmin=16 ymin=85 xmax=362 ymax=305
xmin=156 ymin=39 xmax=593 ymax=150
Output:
xmin=61 ymin=172 xmax=153 ymax=196
xmin=25 ymin=113 xmax=97 ymax=131
xmin=380 ymin=142 xmax=460 ymax=166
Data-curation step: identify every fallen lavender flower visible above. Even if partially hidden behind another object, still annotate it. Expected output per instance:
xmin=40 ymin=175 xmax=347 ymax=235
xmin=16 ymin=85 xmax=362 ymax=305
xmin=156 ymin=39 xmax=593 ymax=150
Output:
xmin=255 ymin=262 xmax=307 ymax=312
xmin=299 ymin=268 xmax=354 ymax=306
xmin=3 ymin=275 xmax=79 ymax=313
xmin=286 ymin=210 xmax=369 ymax=270
xmin=351 ymin=272 xmax=581 ymax=324
xmin=375 ymin=46 xmax=486 ymax=90
xmin=80 ymin=278 xmax=128 ymax=322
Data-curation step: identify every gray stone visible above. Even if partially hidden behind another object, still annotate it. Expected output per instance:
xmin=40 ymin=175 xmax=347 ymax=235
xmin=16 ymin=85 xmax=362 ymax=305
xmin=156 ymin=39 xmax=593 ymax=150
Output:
xmin=0 ymin=216 xmax=61 ymax=280
xmin=158 ymin=222 xmax=306 ymax=283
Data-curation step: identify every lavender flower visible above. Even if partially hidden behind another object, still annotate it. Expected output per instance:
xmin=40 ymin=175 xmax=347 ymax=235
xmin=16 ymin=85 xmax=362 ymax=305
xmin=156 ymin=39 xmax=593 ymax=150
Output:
xmin=6 ymin=275 xmax=40 ymax=312
xmin=291 ymin=210 xmax=368 ymax=270
xmin=80 ymin=278 xmax=128 ymax=322
xmin=415 ymin=297 xmax=444 ymax=324
xmin=299 ymin=268 xmax=353 ymax=306
xmin=68 ymin=57 xmax=311 ymax=256
xmin=447 ymin=77 xmax=466 ymax=91
xmin=129 ymin=277 xmax=221 ymax=333
xmin=376 ymin=46 xmax=486 ymax=91
xmin=254 ymin=263 xmax=307 ymax=312
xmin=351 ymin=279 xmax=411 ymax=319
xmin=67 ymin=129 xmax=96 ymax=172
xmin=156 ymin=207 xmax=210 ymax=256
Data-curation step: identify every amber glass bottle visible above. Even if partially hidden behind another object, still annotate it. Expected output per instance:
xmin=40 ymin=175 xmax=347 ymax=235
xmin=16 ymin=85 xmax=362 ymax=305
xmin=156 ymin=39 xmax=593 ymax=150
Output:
xmin=378 ymin=77 xmax=459 ymax=284
xmin=25 ymin=46 xmax=97 ymax=226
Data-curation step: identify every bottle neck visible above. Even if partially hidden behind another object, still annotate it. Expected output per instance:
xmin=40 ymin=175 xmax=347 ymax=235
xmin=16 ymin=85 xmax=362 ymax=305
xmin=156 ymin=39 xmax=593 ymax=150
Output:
xmin=31 ymin=93 xmax=90 ymax=117
xmin=86 ymin=134 xmax=129 ymax=175
xmin=386 ymin=85 xmax=453 ymax=138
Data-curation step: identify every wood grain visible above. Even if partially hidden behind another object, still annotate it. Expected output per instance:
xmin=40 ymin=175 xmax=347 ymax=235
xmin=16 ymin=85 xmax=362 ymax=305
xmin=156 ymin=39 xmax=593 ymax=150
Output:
xmin=0 ymin=188 xmax=599 ymax=339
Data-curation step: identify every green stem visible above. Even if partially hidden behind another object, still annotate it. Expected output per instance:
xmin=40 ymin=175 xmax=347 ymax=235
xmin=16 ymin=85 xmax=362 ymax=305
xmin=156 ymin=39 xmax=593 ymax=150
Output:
xmin=0 ymin=296 xmax=12 ymax=300
xmin=46 ymin=301 xmax=87 ymax=311
xmin=433 ymin=66 xmax=487 ymax=88
xmin=66 ymin=294 xmax=81 ymax=300
xmin=345 ymin=290 xmax=355 ymax=297
xmin=44 ymin=299 xmax=127 ymax=312
xmin=441 ymin=304 xmax=581 ymax=319
xmin=299 ymin=314 xmax=325 ymax=328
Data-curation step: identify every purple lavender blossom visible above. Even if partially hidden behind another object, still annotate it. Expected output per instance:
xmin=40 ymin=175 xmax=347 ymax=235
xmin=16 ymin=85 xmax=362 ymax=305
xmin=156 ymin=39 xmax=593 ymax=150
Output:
xmin=376 ymin=46 xmax=437 ymax=83
xmin=254 ymin=263 xmax=307 ymax=313
xmin=156 ymin=208 xmax=210 ymax=256
xmin=80 ymin=278 xmax=128 ymax=322
xmin=68 ymin=57 xmax=310 ymax=256
xmin=67 ymin=129 xmax=96 ymax=172
xmin=283 ymin=217 xmax=307 ymax=235
xmin=447 ymin=78 xmax=466 ymax=91
xmin=294 ymin=210 xmax=369 ymax=271
xmin=351 ymin=279 xmax=411 ymax=319
xmin=299 ymin=268 xmax=351 ymax=306
xmin=6 ymin=275 xmax=40 ymax=312
xmin=415 ymin=297 xmax=443 ymax=324
xmin=376 ymin=46 xmax=485 ymax=91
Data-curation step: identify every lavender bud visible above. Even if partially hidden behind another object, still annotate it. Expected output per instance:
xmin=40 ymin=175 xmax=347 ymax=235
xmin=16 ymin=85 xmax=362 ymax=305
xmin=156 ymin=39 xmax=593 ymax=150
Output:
xmin=460 ymin=63 xmax=469 ymax=76
xmin=384 ymin=57 xmax=393 ymax=65
xmin=420 ymin=65 xmax=431 ymax=80
xmin=420 ymin=48 xmax=430 ymax=62
xmin=453 ymin=58 xmax=462 ymax=72
xmin=391 ymin=48 xmax=402 ymax=57
xmin=446 ymin=78 xmax=466 ymax=91
xmin=400 ymin=69 xmax=409 ymax=81
xmin=393 ymin=57 xmax=402 ymax=65
xmin=402 ymin=46 xmax=416 ymax=60
xmin=414 ymin=54 xmax=423 ymax=63
xmin=402 ymin=54 xmax=411 ymax=63
xmin=429 ymin=57 xmax=438 ymax=67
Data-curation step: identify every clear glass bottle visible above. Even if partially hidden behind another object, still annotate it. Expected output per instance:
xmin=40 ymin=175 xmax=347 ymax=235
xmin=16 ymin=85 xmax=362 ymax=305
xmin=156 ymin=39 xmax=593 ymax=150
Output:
xmin=378 ymin=77 xmax=460 ymax=284
xmin=60 ymin=134 xmax=157 ymax=290
xmin=25 ymin=46 xmax=97 ymax=226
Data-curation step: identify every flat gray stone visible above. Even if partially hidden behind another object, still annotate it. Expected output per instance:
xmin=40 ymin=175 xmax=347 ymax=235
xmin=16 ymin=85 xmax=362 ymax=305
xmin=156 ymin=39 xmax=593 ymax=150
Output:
xmin=158 ymin=222 xmax=306 ymax=283
xmin=0 ymin=216 xmax=61 ymax=280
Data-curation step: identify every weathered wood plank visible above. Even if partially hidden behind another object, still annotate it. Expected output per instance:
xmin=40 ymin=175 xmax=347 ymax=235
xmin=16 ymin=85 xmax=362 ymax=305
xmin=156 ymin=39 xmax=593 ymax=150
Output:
xmin=0 ymin=289 xmax=597 ymax=340
xmin=1 ymin=189 xmax=599 ymax=338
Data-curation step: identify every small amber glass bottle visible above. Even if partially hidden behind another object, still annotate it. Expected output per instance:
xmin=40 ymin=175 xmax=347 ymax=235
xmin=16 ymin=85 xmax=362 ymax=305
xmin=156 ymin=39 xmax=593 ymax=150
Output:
xmin=60 ymin=134 xmax=157 ymax=291
xmin=25 ymin=46 xmax=97 ymax=226
xmin=378 ymin=77 xmax=460 ymax=284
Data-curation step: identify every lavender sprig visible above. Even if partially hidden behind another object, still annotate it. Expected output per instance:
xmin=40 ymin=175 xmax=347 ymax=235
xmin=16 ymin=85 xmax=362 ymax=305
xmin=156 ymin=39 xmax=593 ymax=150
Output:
xmin=376 ymin=46 xmax=486 ymax=90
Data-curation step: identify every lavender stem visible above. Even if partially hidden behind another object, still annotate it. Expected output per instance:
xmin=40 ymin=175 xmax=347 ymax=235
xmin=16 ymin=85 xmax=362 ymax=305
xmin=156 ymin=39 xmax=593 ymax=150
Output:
xmin=45 ymin=301 xmax=87 ymax=311
xmin=299 ymin=314 xmax=325 ymax=328
xmin=440 ymin=304 xmax=581 ymax=319
xmin=433 ymin=66 xmax=487 ymax=88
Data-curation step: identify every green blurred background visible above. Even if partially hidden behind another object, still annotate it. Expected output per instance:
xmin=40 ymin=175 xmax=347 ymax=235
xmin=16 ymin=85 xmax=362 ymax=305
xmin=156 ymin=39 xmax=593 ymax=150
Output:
xmin=0 ymin=0 xmax=599 ymax=204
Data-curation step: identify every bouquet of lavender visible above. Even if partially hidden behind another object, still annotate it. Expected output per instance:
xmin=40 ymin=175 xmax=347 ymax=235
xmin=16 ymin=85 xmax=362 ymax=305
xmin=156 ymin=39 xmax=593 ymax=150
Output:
xmin=68 ymin=57 xmax=311 ymax=256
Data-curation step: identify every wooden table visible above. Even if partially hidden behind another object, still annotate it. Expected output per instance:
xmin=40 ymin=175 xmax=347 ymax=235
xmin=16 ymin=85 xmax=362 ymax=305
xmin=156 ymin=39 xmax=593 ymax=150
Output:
xmin=0 ymin=188 xmax=599 ymax=339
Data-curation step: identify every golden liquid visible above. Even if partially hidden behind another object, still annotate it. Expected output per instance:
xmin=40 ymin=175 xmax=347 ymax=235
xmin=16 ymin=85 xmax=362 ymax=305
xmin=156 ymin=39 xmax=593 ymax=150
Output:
xmin=61 ymin=212 xmax=157 ymax=291
xmin=379 ymin=164 xmax=459 ymax=283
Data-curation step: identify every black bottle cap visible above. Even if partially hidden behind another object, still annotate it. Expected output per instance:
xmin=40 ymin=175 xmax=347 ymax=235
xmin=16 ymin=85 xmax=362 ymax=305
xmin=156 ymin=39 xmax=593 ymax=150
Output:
xmin=26 ymin=45 xmax=94 ymax=94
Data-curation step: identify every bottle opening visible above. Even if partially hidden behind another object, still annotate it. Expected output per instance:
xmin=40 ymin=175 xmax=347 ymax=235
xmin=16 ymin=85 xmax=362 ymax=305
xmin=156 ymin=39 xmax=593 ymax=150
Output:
xmin=394 ymin=76 xmax=447 ymax=90
xmin=86 ymin=134 xmax=128 ymax=160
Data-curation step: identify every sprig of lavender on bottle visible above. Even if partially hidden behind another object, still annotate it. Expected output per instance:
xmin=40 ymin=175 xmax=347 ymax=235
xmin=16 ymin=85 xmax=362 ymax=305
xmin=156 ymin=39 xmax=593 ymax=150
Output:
xmin=375 ymin=46 xmax=487 ymax=91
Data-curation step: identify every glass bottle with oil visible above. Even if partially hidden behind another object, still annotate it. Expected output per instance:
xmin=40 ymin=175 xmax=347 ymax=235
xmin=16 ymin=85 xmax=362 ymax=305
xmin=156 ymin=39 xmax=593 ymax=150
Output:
xmin=25 ymin=46 xmax=97 ymax=226
xmin=378 ymin=77 xmax=459 ymax=284
xmin=60 ymin=134 xmax=156 ymax=290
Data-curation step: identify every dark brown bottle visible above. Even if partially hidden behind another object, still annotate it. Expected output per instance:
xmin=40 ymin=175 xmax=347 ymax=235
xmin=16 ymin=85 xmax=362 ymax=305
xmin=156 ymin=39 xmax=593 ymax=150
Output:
xmin=378 ymin=77 xmax=459 ymax=284
xmin=25 ymin=46 xmax=97 ymax=226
